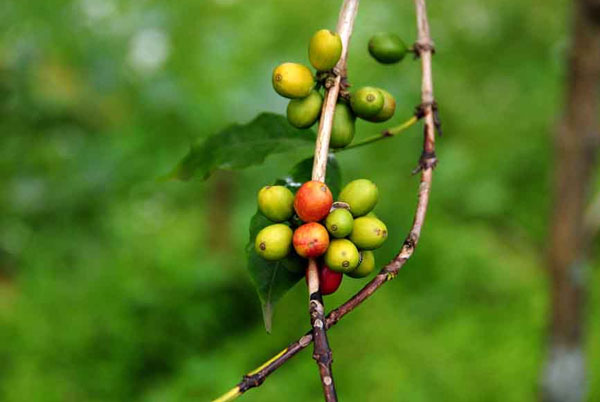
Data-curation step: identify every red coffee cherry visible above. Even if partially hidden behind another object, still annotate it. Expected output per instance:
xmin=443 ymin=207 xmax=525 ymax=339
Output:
xmin=306 ymin=264 xmax=343 ymax=295
xmin=293 ymin=222 xmax=330 ymax=258
xmin=293 ymin=181 xmax=333 ymax=222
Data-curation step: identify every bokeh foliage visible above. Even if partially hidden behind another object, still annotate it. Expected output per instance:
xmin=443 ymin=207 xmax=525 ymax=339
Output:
xmin=1 ymin=0 xmax=599 ymax=401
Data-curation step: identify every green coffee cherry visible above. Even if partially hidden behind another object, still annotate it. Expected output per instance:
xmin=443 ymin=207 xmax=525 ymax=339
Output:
xmin=325 ymin=208 xmax=354 ymax=238
xmin=368 ymin=32 xmax=408 ymax=64
xmin=287 ymin=90 xmax=323 ymax=129
xmin=257 ymin=185 xmax=295 ymax=222
xmin=324 ymin=239 xmax=360 ymax=273
xmin=347 ymin=250 xmax=375 ymax=278
xmin=272 ymin=63 xmax=315 ymax=99
xmin=338 ymin=179 xmax=379 ymax=217
xmin=364 ymin=89 xmax=396 ymax=123
xmin=255 ymin=224 xmax=293 ymax=261
xmin=349 ymin=216 xmax=388 ymax=250
xmin=330 ymin=102 xmax=355 ymax=148
xmin=350 ymin=87 xmax=384 ymax=119
xmin=309 ymin=29 xmax=343 ymax=71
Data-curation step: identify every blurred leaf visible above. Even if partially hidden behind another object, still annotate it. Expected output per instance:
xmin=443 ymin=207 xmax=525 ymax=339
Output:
xmin=168 ymin=113 xmax=316 ymax=181
xmin=247 ymin=155 xmax=341 ymax=332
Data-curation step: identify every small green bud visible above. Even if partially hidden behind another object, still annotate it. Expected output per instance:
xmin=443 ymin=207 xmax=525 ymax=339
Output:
xmin=368 ymin=32 xmax=408 ymax=64
xmin=255 ymin=224 xmax=293 ymax=261
xmin=349 ymin=216 xmax=388 ymax=250
xmin=324 ymin=239 xmax=360 ymax=273
xmin=287 ymin=90 xmax=323 ymax=129
xmin=258 ymin=185 xmax=295 ymax=222
xmin=309 ymin=29 xmax=343 ymax=71
xmin=325 ymin=208 xmax=354 ymax=238
xmin=338 ymin=179 xmax=379 ymax=217
xmin=350 ymin=87 xmax=384 ymax=119
xmin=330 ymin=102 xmax=356 ymax=148
xmin=347 ymin=250 xmax=375 ymax=278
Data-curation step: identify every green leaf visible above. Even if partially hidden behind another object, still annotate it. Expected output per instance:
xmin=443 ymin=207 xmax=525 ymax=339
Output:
xmin=168 ymin=113 xmax=315 ymax=181
xmin=246 ymin=155 xmax=341 ymax=332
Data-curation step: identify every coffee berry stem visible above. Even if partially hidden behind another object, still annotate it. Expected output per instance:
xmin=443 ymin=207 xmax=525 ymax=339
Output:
xmin=336 ymin=114 xmax=418 ymax=152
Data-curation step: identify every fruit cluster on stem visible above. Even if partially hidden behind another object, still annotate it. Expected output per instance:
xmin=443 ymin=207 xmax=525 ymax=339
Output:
xmin=255 ymin=178 xmax=388 ymax=295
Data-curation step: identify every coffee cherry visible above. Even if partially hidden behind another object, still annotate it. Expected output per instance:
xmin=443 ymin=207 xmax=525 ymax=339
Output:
xmin=325 ymin=208 xmax=354 ymax=238
xmin=350 ymin=87 xmax=384 ymax=118
xmin=364 ymin=89 xmax=396 ymax=123
xmin=368 ymin=32 xmax=408 ymax=64
xmin=347 ymin=250 xmax=375 ymax=278
xmin=305 ymin=264 xmax=342 ymax=295
xmin=309 ymin=29 xmax=343 ymax=71
xmin=330 ymin=102 xmax=355 ymax=148
xmin=272 ymin=63 xmax=315 ymax=99
xmin=255 ymin=224 xmax=293 ymax=261
xmin=294 ymin=181 xmax=333 ymax=222
xmin=321 ymin=265 xmax=344 ymax=295
xmin=257 ymin=185 xmax=295 ymax=222
xmin=293 ymin=222 xmax=330 ymax=258
xmin=287 ymin=90 xmax=323 ymax=129
xmin=338 ymin=179 xmax=379 ymax=217
xmin=349 ymin=216 xmax=388 ymax=250
xmin=324 ymin=238 xmax=360 ymax=273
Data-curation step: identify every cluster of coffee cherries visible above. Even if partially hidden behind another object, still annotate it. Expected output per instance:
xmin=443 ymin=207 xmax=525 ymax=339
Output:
xmin=271 ymin=30 xmax=409 ymax=149
xmin=255 ymin=179 xmax=388 ymax=295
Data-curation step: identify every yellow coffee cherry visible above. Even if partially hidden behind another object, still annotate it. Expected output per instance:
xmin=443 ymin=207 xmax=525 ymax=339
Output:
xmin=272 ymin=63 xmax=315 ymax=99
xmin=255 ymin=224 xmax=293 ymax=261
xmin=309 ymin=29 xmax=343 ymax=71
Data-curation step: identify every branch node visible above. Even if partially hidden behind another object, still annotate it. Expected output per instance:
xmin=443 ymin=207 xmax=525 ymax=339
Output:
xmin=414 ymin=103 xmax=427 ymax=120
xmin=412 ymin=150 xmax=438 ymax=174
xmin=339 ymin=89 xmax=351 ymax=101
xmin=412 ymin=40 xmax=435 ymax=58
xmin=313 ymin=350 xmax=333 ymax=366
xmin=239 ymin=374 xmax=265 ymax=392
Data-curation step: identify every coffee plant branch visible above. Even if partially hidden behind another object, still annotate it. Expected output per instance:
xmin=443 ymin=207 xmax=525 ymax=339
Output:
xmin=337 ymin=114 xmax=419 ymax=152
xmin=306 ymin=1 xmax=359 ymax=400
xmin=212 ymin=0 xmax=438 ymax=400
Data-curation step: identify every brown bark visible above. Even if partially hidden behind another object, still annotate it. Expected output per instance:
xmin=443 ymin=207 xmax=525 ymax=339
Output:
xmin=543 ymin=0 xmax=600 ymax=400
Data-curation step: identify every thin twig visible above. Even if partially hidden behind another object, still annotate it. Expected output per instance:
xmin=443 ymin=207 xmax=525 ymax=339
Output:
xmin=211 ymin=1 xmax=437 ymax=400
xmin=336 ymin=115 xmax=419 ymax=152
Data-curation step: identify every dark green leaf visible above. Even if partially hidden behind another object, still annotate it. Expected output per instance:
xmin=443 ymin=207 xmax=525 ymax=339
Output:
xmin=168 ymin=113 xmax=315 ymax=181
xmin=246 ymin=155 xmax=342 ymax=332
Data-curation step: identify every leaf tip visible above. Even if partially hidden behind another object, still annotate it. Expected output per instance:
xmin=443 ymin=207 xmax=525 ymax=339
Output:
xmin=261 ymin=303 xmax=273 ymax=334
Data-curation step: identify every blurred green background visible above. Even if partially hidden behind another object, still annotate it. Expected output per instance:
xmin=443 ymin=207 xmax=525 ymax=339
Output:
xmin=1 ymin=0 xmax=599 ymax=401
